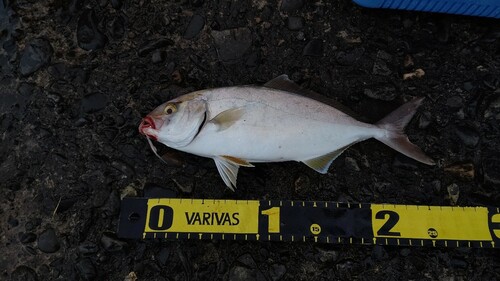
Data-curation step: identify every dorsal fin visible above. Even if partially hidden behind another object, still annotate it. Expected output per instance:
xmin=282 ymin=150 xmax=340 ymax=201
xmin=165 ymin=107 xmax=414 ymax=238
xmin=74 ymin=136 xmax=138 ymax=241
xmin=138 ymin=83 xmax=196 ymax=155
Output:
xmin=263 ymin=75 xmax=363 ymax=120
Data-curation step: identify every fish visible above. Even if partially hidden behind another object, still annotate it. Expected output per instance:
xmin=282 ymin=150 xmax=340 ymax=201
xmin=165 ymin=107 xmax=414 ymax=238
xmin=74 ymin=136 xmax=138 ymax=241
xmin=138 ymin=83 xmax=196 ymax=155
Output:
xmin=139 ymin=75 xmax=435 ymax=190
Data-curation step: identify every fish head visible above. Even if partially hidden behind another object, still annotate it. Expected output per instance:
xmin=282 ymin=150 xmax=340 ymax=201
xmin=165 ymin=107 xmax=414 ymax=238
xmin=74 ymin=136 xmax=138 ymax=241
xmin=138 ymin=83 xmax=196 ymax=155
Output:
xmin=139 ymin=97 xmax=207 ymax=148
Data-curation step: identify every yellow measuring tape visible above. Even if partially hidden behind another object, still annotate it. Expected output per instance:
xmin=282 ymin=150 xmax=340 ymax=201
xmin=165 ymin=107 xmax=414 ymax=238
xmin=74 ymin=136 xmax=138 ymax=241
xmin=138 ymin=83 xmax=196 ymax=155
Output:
xmin=118 ymin=198 xmax=500 ymax=248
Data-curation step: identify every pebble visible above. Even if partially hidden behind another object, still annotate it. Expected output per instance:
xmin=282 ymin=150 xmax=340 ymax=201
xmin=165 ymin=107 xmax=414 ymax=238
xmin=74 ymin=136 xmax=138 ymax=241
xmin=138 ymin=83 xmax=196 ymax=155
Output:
xmin=80 ymin=92 xmax=108 ymax=113
xmin=108 ymin=15 xmax=126 ymax=39
xmin=157 ymin=247 xmax=170 ymax=266
xmin=143 ymin=183 xmax=177 ymax=198
xmin=400 ymin=248 xmax=411 ymax=257
xmin=336 ymin=48 xmax=364 ymax=66
xmin=111 ymin=159 xmax=135 ymax=177
xmin=344 ymin=157 xmax=360 ymax=172
xmin=418 ymin=111 xmax=432 ymax=129
xmin=363 ymin=85 xmax=397 ymax=101
xmin=286 ymin=16 xmax=304 ymax=31
xmin=447 ymin=183 xmax=460 ymax=205
xmin=444 ymin=163 xmax=475 ymax=180
xmin=483 ymin=159 xmax=500 ymax=184
xmin=372 ymin=59 xmax=392 ymax=76
xmin=37 ymin=228 xmax=60 ymax=253
xmin=280 ymin=0 xmax=305 ymax=12
xmin=79 ymin=241 xmax=99 ymax=255
xmin=302 ymin=39 xmax=323 ymax=56
xmin=454 ymin=125 xmax=479 ymax=148
xmin=19 ymin=232 xmax=37 ymax=244
xmin=77 ymin=258 xmax=97 ymax=280
xmin=228 ymin=266 xmax=265 ymax=281
xmin=101 ymin=232 xmax=127 ymax=252
xmin=211 ymin=27 xmax=252 ymax=63
xmin=269 ymin=264 xmax=286 ymax=281
xmin=77 ymin=9 xmax=107 ymax=51
xmin=8 ymin=216 xmax=19 ymax=227
xmin=446 ymin=96 xmax=463 ymax=109
xmin=184 ymin=15 xmax=205 ymax=39
xmin=10 ymin=266 xmax=38 ymax=281
xmin=237 ymin=253 xmax=256 ymax=268
xmin=371 ymin=245 xmax=388 ymax=260
xmin=111 ymin=0 xmax=123 ymax=9
xmin=138 ymin=38 xmax=174 ymax=57
xmin=19 ymin=38 xmax=53 ymax=76
xmin=294 ymin=174 xmax=310 ymax=194
xmin=151 ymin=50 xmax=164 ymax=63
xmin=463 ymin=81 xmax=474 ymax=91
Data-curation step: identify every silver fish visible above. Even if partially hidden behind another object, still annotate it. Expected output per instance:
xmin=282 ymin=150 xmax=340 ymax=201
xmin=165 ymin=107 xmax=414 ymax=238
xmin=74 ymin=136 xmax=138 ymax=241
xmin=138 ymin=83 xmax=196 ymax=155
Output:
xmin=139 ymin=75 xmax=434 ymax=190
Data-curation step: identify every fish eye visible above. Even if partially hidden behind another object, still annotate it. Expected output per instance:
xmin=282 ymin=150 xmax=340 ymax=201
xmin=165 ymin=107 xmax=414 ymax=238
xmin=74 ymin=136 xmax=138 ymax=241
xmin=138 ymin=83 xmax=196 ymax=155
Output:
xmin=164 ymin=103 xmax=177 ymax=115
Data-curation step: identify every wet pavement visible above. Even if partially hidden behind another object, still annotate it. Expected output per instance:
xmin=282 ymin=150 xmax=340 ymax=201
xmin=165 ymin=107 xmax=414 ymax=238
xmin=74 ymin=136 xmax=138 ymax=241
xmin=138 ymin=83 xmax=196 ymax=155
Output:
xmin=1 ymin=0 xmax=500 ymax=280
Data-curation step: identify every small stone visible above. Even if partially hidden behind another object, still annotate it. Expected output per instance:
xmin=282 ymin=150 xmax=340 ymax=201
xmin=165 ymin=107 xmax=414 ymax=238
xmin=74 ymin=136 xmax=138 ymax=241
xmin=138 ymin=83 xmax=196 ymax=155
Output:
xmin=79 ymin=241 xmax=99 ymax=255
xmin=447 ymin=183 xmax=459 ymax=205
xmin=38 ymin=228 xmax=60 ymax=253
xmin=19 ymin=38 xmax=53 ymax=76
xmin=363 ymin=85 xmax=397 ymax=101
xmin=376 ymin=50 xmax=392 ymax=61
xmin=19 ymin=232 xmax=37 ymax=244
xmin=10 ymin=266 xmax=38 ymax=281
xmin=124 ymin=272 xmax=138 ymax=281
xmin=316 ymin=248 xmax=338 ymax=263
xmin=269 ymin=264 xmax=286 ymax=281
xmin=157 ymin=247 xmax=170 ymax=266
xmin=280 ymin=0 xmax=305 ymax=12
xmin=228 ymin=266 xmax=263 ymax=281
xmin=371 ymin=245 xmax=388 ymax=260
xmin=151 ymin=50 xmax=164 ymax=63
xmin=344 ymin=157 xmax=360 ymax=172
xmin=184 ymin=15 xmax=205 ymax=39
xmin=372 ymin=59 xmax=392 ymax=76
xmin=111 ymin=0 xmax=123 ymax=9
xmin=454 ymin=125 xmax=479 ymax=148
xmin=483 ymin=159 xmax=500 ymax=185
xmin=80 ymin=93 xmax=108 ymax=113
xmin=138 ymin=39 xmax=174 ymax=57
xmin=302 ymin=39 xmax=323 ymax=56
xmin=294 ymin=174 xmax=310 ymax=194
xmin=77 ymin=9 xmax=107 ymax=51
xmin=143 ymin=183 xmax=177 ymax=198
xmin=8 ymin=216 xmax=19 ymax=227
xmin=172 ymin=177 xmax=194 ymax=193
xmin=286 ymin=16 xmax=304 ymax=31
xmin=444 ymin=163 xmax=475 ymax=180
xmin=400 ymin=248 xmax=411 ymax=257
xmin=418 ymin=111 xmax=432 ymax=129
xmin=211 ymin=28 xmax=252 ymax=63
xmin=237 ymin=253 xmax=256 ymax=268
xmin=77 ymin=258 xmax=97 ymax=280
xmin=101 ymin=232 xmax=127 ymax=252
xmin=446 ymin=96 xmax=463 ymax=109
xmin=296 ymin=31 xmax=305 ymax=41
xmin=120 ymin=184 xmax=137 ymax=199
xmin=463 ymin=82 xmax=474 ymax=91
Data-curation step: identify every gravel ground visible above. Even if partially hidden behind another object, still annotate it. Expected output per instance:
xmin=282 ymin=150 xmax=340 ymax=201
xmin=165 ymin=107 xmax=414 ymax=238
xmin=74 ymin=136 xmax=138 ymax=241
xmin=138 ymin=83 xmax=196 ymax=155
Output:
xmin=1 ymin=0 xmax=500 ymax=280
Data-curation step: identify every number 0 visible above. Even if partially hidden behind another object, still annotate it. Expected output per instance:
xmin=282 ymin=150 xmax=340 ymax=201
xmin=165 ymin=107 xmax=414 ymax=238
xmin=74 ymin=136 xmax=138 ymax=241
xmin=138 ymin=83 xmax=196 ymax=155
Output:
xmin=261 ymin=207 xmax=280 ymax=233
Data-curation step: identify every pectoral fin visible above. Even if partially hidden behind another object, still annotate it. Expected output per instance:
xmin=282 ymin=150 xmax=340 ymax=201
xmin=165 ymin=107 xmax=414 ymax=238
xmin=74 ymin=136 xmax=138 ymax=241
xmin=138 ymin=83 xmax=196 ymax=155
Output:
xmin=302 ymin=146 xmax=351 ymax=174
xmin=209 ymin=107 xmax=244 ymax=131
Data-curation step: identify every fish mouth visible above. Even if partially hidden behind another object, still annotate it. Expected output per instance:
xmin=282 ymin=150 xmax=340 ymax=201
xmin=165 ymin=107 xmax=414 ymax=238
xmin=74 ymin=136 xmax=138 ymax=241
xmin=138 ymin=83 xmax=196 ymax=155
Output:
xmin=139 ymin=116 xmax=158 ymax=140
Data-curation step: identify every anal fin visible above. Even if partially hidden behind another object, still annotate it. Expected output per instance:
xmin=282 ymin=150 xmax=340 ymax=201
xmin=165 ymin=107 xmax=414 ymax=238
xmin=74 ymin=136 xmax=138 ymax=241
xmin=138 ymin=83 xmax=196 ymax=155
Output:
xmin=213 ymin=156 xmax=254 ymax=190
xmin=302 ymin=146 xmax=351 ymax=174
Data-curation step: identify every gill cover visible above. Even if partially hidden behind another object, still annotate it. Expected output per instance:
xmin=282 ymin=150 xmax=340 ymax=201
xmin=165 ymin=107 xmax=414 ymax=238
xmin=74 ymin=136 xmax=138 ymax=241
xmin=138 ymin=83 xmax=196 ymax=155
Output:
xmin=157 ymin=99 xmax=207 ymax=148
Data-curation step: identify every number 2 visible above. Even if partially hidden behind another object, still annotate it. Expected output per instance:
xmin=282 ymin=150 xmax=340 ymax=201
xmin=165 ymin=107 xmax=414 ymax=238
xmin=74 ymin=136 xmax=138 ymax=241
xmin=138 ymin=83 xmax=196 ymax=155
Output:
xmin=375 ymin=210 xmax=401 ymax=236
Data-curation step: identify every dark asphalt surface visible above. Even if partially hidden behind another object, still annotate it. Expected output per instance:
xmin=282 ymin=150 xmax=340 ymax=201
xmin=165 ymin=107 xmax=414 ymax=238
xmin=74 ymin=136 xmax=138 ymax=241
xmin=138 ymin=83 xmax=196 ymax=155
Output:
xmin=1 ymin=0 xmax=500 ymax=280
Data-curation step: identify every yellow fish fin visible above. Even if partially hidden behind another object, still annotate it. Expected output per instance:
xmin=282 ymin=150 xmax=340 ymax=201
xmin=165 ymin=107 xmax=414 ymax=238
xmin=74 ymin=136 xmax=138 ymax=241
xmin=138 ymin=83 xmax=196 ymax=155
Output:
xmin=302 ymin=146 xmax=351 ymax=174
xmin=213 ymin=156 xmax=239 ymax=190
xmin=209 ymin=107 xmax=245 ymax=131
xmin=221 ymin=155 xmax=254 ymax=167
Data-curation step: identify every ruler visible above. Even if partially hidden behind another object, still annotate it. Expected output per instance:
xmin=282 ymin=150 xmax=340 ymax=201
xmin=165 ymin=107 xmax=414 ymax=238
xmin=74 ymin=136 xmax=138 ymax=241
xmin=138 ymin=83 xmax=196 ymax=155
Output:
xmin=117 ymin=198 xmax=500 ymax=248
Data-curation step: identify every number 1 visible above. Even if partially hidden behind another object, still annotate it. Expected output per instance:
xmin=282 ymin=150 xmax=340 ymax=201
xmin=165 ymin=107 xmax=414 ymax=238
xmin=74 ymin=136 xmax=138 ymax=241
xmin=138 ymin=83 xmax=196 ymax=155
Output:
xmin=261 ymin=207 xmax=280 ymax=233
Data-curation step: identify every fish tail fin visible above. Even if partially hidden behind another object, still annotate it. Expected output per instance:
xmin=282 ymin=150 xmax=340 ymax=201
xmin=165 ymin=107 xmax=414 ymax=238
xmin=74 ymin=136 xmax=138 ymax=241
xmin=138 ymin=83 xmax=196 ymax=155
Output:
xmin=374 ymin=97 xmax=435 ymax=165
